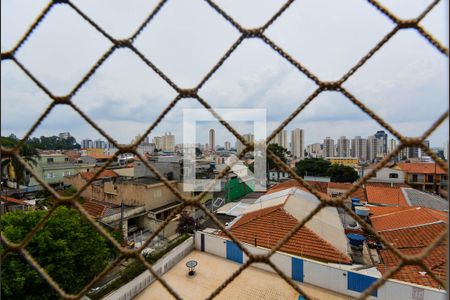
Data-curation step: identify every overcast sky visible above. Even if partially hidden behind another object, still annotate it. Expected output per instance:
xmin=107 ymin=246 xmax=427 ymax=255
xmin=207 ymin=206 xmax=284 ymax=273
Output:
xmin=1 ymin=0 xmax=448 ymax=147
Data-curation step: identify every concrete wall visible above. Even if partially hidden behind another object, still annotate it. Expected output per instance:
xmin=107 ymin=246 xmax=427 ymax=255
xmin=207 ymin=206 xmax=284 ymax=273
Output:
xmin=104 ymin=237 xmax=194 ymax=300
xmin=365 ymin=167 xmax=405 ymax=184
xmin=195 ymin=232 xmax=447 ymax=300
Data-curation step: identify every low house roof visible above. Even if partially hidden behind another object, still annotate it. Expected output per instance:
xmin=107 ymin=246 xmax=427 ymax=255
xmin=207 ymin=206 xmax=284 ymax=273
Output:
xmin=223 ymin=203 xmax=352 ymax=264
xmin=84 ymin=153 xmax=113 ymax=160
xmin=365 ymin=185 xmax=409 ymax=207
xmin=0 ymin=196 xmax=28 ymax=205
xmin=370 ymin=207 xmax=447 ymax=232
xmin=80 ymin=170 xmax=119 ymax=181
xmin=397 ymin=162 xmax=447 ymax=175
xmin=376 ymin=223 xmax=447 ymax=288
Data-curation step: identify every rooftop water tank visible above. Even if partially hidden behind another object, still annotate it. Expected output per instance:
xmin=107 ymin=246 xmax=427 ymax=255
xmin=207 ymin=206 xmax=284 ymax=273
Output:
xmin=351 ymin=198 xmax=360 ymax=204
xmin=352 ymin=202 xmax=364 ymax=209
xmin=355 ymin=206 xmax=370 ymax=217
xmin=347 ymin=233 xmax=366 ymax=247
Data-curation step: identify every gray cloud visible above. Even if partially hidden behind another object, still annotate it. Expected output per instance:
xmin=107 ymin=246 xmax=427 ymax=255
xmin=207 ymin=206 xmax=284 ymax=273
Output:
xmin=1 ymin=0 xmax=448 ymax=148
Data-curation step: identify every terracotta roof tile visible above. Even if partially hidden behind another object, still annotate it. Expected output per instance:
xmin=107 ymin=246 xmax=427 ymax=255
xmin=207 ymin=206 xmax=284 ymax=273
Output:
xmin=82 ymin=201 xmax=107 ymax=218
xmin=85 ymin=153 xmax=112 ymax=160
xmin=80 ymin=170 xmax=119 ymax=181
xmin=221 ymin=205 xmax=352 ymax=264
xmin=397 ymin=163 xmax=447 ymax=175
xmin=365 ymin=182 xmax=410 ymax=188
xmin=376 ymin=223 xmax=447 ymax=288
xmin=370 ymin=207 xmax=447 ymax=232
xmin=328 ymin=182 xmax=367 ymax=202
xmin=366 ymin=185 xmax=408 ymax=206
xmin=0 ymin=196 xmax=28 ymax=205
xmin=367 ymin=206 xmax=411 ymax=217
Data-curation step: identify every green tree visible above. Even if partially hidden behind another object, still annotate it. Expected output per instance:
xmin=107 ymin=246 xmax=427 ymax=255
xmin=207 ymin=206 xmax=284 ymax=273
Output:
xmin=1 ymin=206 xmax=116 ymax=300
xmin=326 ymin=164 xmax=359 ymax=183
xmin=195 ymin=147 xmax=202 ymax=157
xmin=247 ymin=143 xmax=288 ymax=174
xmin=295 ymin=158 xmax=331 ymax=177
xmin=267 ymin=144 xmax=288 ymax=171
xmin=176 ymin=210 xmax=196 ymax=234
xmin=1 ymin=137 xmax=40 ymax=189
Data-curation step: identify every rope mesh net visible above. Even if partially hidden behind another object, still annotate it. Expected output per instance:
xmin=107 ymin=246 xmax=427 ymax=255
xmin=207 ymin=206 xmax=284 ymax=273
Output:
xmin=1 ymin=0 xmax=448 ymax=299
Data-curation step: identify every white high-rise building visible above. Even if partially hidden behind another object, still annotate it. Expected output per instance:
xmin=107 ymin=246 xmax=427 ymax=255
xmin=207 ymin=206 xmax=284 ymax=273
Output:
xmin=291 ymin=128 xmax=304 ymax=159
xmin=337 ymin=136 xmax=350 ymax=157
xmin=388 ymin=138 xmax=397 ymax=153
xmin=162 ymin=132 xmax=175 ymax=152
xmin=271 ymin=130 xmax=288 ymax=149
xmin=82 ymin=139 xmax=93 ymax=149
xmin=351 ymin=136 xmax=368 ymax=161
xmin=153 ymin=136 xmax=163 ymax=150
xmin=209 ymin=129 xmax=215 ymax=151
xmin=94 ymin=139 xmax=106 ymax=149
xmin=323 ymin=137 xmax=335 ymax=158
xmin=224 ymin=141 xmax=231 ymax=150
xmin=367 ymin=136 xmax=380 ymax=162
xmin=152 ymin=133 xmax=175 ymax=152
xmin=59 ymin=132 xmax=71 ymax=140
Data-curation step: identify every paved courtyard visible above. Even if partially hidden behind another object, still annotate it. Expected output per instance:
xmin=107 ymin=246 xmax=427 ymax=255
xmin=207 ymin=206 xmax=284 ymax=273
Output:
xmin=136 ymin=250 xmax=353 ymax=300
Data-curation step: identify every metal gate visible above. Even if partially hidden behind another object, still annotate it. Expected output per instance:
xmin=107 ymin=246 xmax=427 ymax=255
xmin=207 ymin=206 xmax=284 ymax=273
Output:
xmin=291 ymin=257 xmax=304 ymax=283
xmin=226 ymin=241 xmax=243 ymax=264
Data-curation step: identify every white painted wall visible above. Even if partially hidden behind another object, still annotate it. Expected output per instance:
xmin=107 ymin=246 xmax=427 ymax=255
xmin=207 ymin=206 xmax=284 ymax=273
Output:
xmin=195 ymin=231 xmax=447 ymax=300
xmin=104 ymin=237 xmax=194 ymax=300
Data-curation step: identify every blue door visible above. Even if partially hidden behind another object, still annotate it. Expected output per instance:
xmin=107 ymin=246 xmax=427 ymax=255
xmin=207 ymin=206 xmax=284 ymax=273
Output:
xmin=347 ymin=272 xmax=378 ymax=297
xmin=226 ymin=241 xmax=243 ymax=263
xmin=291 ymin=257 xmax=304 ymax=282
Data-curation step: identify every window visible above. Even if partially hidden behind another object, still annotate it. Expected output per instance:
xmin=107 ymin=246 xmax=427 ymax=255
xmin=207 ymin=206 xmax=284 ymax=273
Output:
xmin=63 ymin=171 xmax=71 ymax=177
xmin=389 ymin=173 xmax=398 ymax=179
xmin=47 ymin=158 xmax=54 ymax=163
xmin=427 ymin=175 xmax=434 ymax=182
xmin=65 ymin=157 xmax=69 ymax=162
xmin=46 ymin=172 xmax=55 ymax=179
xmin=412 ymin=174 xmax=418 ymax=182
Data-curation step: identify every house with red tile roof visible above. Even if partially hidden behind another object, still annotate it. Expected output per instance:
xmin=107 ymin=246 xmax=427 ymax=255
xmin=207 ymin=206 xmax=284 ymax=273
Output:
xmin=365 ymin=185 xmax=448 ymax=211
xmin=366 ymin=198 xmax=448 ymax=289
xmin=0 ymin=196 xmax=32 ymax=213
xmin=395 ymin=162 xmax=448 ymax=193
xmin=376 ymin=222 xmax=447 ymax=289
xmin=365 ymin=185 xmax=409 ymax=207
xmin=222 ymin=186 xmax=352 ymax=264
xmin=370 ymin=207 xmax=447 ymax=232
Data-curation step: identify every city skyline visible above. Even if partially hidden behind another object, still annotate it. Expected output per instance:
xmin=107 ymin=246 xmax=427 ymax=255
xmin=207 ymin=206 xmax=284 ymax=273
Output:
xmin=2 ymin=1 xmax=448 ymax=149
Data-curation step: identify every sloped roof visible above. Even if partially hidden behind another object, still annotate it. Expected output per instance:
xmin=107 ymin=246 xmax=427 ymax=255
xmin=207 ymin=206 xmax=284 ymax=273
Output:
xmin=84 ymin=153 xmax=112 ymax=160
xmin=224 ymin=204 xmax=352 ymax=264
xmin=370 ymin=207 xmax=447 ymax=232
xmin=80 ymin=170 xmax=119 ymax=181
xmin=367 ymin=206 xmax=411 ymax=217
xmin=266 ymin=179 xmax=329 ymax=199
xmin=82 ymin=200 xmax=107 ymax=218
xmin=397 ymin=163 xmax=447 ymax=175
xmin=366 ymin=185 xmax=408 ymax=206
xmin=376 ymin=223 xmax=447 ymax=288
xmin=327 ymin=182 xmax=367 ymax=202
xmin=402 ymin=188 xmax=448 ymax=211
xmin=0 ymin=196 xmax=28 ymax=205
